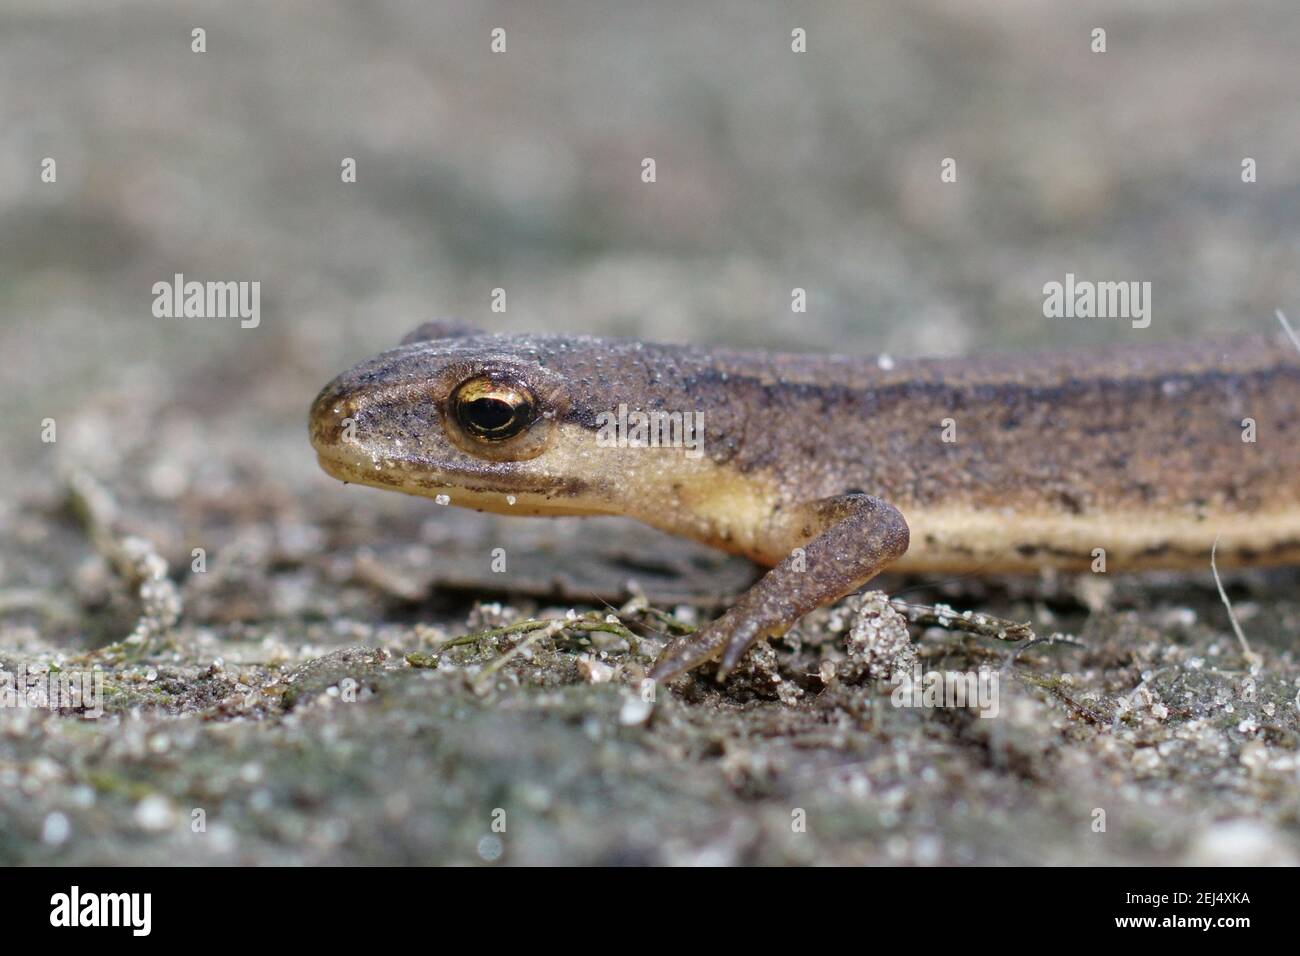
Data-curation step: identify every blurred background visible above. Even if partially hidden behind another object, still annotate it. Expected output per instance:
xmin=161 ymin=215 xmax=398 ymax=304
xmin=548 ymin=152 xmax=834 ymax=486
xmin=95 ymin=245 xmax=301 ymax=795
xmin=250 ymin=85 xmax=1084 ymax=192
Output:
xmin=2 ymin=1 xmax=1300 ymax=865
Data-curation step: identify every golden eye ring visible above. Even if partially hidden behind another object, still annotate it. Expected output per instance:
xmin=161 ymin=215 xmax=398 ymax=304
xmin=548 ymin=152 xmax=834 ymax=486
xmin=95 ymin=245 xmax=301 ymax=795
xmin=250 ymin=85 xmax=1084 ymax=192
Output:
xmin=450 ymin=376 xmax=537 ymax=442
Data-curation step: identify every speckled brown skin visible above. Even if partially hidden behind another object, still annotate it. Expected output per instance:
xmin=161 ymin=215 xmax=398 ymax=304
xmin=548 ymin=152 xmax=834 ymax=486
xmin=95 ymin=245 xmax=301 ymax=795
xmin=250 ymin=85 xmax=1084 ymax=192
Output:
xmin=310 ymin=322 xmax=1300 ymax=681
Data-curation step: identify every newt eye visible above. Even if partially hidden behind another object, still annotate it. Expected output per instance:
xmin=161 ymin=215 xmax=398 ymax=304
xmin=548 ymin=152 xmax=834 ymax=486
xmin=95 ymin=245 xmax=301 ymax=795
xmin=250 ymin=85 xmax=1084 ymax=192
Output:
xmin=451 ymin=376 xmax=537 ymax=442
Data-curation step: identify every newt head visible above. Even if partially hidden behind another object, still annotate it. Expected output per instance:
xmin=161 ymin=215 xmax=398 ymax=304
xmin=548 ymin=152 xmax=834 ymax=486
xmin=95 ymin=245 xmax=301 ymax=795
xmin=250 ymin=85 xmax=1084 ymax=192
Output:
xmin=309 ymin=326 xmax=608 ymax=516
xmin=310 ymin=322 xmax=772 ymax=553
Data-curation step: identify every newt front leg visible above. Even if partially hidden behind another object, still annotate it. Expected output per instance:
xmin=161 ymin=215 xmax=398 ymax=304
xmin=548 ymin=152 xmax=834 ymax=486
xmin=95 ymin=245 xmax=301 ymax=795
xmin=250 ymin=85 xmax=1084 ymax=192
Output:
xmin=649 ymin=494 xmax=911 ymax=682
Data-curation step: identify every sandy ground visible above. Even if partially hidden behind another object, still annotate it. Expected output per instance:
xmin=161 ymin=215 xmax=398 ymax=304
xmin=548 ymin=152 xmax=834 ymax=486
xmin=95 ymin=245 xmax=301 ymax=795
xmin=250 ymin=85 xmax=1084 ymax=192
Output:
xmin=2 ymin=1 xmax=1300 ymax=865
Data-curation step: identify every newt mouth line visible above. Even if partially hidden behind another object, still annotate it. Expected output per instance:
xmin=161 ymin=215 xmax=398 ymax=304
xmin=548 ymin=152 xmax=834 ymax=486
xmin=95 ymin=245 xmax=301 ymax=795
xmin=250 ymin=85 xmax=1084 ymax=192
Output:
xmin=312 ymin=451 xmax=571 ymax=501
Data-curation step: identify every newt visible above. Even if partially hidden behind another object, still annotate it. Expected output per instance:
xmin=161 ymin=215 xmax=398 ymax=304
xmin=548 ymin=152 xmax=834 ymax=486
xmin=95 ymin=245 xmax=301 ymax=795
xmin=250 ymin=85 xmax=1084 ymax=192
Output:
xmin=309 ymin=320 xmax=1300 ymax=682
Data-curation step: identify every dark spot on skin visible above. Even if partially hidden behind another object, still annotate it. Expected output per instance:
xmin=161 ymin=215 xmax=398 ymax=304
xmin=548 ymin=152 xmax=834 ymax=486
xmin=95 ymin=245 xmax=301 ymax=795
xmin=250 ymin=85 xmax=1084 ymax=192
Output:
xmin=1056 ymin=491 xmax=1084 ymax=515
xmin=1016 ymin=543 xmax=1039 ymax=557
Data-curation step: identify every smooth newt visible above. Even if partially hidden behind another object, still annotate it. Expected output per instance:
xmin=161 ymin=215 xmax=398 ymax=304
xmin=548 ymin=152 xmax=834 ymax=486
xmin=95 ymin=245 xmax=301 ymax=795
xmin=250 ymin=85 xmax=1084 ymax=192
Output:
xmin=309 ymin=321 xmax=1300 ymax=682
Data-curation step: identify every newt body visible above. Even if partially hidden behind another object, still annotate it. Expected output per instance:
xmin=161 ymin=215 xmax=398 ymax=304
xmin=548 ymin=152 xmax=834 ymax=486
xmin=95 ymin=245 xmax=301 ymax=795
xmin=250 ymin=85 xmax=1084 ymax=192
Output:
xmin=310 ymin=322 xmax=1300 ymax=680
